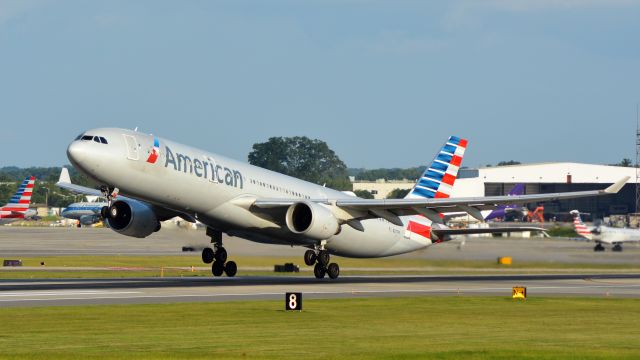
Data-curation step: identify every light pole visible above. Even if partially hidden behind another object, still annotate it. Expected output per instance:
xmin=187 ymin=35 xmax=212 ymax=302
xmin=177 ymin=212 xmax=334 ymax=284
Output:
xmin=44 ymin=188 xmax=49 ymax=214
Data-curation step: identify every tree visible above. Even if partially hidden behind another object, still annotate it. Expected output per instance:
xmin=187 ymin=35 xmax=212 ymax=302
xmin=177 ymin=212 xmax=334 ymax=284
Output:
xmin=386 ymin=188 xmax=411 ymax=199
xmin=354 ymin=189 xmax=374 ymax=199
xmin=353 ymin=167 xmax=425 ymax=181
xmin=496 ymin=160 xmax=521 ymax=166
xmin=248 ymin=136 xmax=352 ymax=190
xmin=618 ymin=158 xmax=633 ymax=167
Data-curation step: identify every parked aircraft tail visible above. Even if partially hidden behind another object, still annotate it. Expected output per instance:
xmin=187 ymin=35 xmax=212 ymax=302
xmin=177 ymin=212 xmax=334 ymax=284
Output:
xmin=1 ymin=176 xmax=36 ymax=212
xmin=405 ymin=136 xmax=467 ymax=199
xmin=485 ymin=183 xmax=525 ymax=221
xmin=570 ymin=210 xmax=593 ymax=240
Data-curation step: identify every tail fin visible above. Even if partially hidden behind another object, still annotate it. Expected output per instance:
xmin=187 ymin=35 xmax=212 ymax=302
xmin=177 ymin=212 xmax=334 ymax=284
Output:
xmin=507 ymin=183 xmax=525 ymax=196
xmin=2 ymin=176 xmax=36 ymax=211
xmin=570 ymin=210 xmax=593 ymax=240
xmin=485 ymin=184 xmax=526 ymax=221
xmin=405 ymin=136 xmax=467 ymax=199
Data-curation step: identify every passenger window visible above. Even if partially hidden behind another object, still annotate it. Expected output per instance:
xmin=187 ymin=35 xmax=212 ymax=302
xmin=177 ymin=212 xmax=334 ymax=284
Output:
xmin=100 ymin=137 xmax=108 ymax=144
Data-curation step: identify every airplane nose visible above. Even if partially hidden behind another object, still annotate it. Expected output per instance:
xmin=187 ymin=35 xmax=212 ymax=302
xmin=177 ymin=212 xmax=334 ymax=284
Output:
xmin=67 ymin=141 xmax=89 ymax=169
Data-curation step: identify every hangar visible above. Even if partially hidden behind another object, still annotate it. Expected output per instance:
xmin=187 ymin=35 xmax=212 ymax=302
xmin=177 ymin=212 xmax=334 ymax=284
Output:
xmin=452 ymin=162 xmax=638 ymax=219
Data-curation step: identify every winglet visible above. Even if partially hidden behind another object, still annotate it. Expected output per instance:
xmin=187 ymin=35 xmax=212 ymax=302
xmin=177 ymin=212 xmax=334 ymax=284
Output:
xmin=604 ymin=176 xmax=629 ymax=194
xmin=58 ymin=168 xmax=72 ymax=184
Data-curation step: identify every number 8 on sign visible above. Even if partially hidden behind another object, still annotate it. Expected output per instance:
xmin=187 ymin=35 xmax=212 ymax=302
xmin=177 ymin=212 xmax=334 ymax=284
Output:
xmin=285 ymin=292 xmax=302 ymax=311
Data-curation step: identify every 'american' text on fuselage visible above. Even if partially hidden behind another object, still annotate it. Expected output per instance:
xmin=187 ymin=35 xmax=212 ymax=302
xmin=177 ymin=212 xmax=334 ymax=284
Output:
xmin=164 ymin=146 xmax=243 ymax=189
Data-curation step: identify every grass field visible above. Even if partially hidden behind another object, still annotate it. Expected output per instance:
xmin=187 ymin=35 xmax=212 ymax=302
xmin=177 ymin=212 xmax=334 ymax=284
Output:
xmin=0 ymin=297 xmax=639 ymax=359
xmin=1 ymin=255 xmax=639 ymax=279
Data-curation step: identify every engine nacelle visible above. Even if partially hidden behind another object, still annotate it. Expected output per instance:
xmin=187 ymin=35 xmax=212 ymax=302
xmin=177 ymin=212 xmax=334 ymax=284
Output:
xmin=285 ymin=201 xmax=340 ymax=240
xmin=106 ymin=199 xmax=159 ymax=238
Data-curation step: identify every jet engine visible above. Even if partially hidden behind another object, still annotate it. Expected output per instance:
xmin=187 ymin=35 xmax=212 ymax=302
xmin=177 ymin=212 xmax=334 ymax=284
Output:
xmin=105 ymin=199 xmax=160 ymax=238
xmin=285 ymin=201 xmax=340 ymax=240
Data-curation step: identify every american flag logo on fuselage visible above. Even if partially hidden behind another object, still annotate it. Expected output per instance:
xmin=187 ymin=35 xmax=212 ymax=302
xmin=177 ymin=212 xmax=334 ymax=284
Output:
xmin=147 ymin=137 xmax=160 ymax=164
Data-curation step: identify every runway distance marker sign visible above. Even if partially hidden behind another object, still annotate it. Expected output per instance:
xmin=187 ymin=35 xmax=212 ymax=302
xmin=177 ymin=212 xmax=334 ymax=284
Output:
xmin=285 ymin=292 xmax=302 ymax=311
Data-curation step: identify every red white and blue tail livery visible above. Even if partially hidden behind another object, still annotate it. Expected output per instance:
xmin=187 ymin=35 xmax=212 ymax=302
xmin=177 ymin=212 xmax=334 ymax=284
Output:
xmin=571 ymin=210 xmax=593 ymax=241
xmin=405 ymin=136 xmax=467 ymax=199
xmin=0 ymin=176 xmax=36 ymax=220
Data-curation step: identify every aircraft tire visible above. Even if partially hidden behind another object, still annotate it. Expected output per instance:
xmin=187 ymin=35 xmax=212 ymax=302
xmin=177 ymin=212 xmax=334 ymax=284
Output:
xmin=613 ymin=244 xmax=623 ymax=252
xmin=212 ymin=261 xmax=225 ymax=277
xmin=215 ymin=247 xmax=228 ymax=263
xmin=224 ymin=261 xmax=237 ymax=277
xmin=202 ymin=247 xmax=214 ymax=264
xmin=327 ymin=263 xmax=340 ymax=280
xmin=314 ymin=263 xmax=326 ymax=279
xmin=304 ymin=250 xmax=317 ymax=266
xmin=100 ymin=206 xmax=109 ymax=219
xmin=318 ymin=251 xmax=330 ymax=267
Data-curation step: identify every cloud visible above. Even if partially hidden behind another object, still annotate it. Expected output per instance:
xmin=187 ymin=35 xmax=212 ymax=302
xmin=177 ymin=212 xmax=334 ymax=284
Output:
xmin=485 ymin=0 xmax=640 ymax=12
xmin=442 ymin=0 xmax=640 ymax=32
xmin=0 ymin=0 xmax=45 ymax=25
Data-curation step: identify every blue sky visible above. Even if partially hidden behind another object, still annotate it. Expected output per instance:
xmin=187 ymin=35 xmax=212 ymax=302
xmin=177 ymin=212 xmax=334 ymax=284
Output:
xmin=1 ymin=0 xmax=639 ymax=169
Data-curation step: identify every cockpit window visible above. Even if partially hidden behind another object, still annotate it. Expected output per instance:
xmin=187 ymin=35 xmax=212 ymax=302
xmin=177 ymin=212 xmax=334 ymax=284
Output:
xmin=75 ymin=134 xmax=84 ymax=140
xmin=79 ymin=134 xmax=108 ymax=144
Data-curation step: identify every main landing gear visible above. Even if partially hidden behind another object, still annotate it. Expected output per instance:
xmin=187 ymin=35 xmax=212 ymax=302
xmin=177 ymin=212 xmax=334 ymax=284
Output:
xmin=594 ymin=243 xmax=605 ymax=252
xmin=304 ymin=247 xmax=340 ymax=280
xmin=202 ymin=228 xmax=236 ymax=277
xmin=612 ymin=244 xmax=623 ymax=252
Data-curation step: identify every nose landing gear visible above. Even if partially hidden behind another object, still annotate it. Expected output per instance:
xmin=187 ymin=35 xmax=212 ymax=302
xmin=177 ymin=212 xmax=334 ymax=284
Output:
xmin=203 ymin=228 xmax=237 ymax=277
xmin=304 ymin=247 xmax=340 ymax=280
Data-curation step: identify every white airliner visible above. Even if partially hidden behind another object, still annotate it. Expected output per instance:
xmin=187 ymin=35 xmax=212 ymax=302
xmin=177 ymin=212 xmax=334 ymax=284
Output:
xmin=571 ymin=210 xmax=640 ymax=252
xmin=59 ymin=128 xmax=628 ymax=279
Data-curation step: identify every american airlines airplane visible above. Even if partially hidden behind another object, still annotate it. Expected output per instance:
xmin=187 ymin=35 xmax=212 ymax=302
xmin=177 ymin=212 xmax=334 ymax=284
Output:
xmin=59 ymin=128 xmax=628 ymax=279
xmin=0 ymin=176 xmax=37 ymax=224
xmin=571 ymin=210 xmax=640 ymax=252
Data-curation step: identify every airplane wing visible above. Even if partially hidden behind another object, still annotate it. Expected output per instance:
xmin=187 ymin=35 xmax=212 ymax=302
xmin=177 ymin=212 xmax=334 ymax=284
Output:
xmin=56 ymin=168 xmax=103 ymax=197
xmin=253 ymin=177 xmax=629 ymax=226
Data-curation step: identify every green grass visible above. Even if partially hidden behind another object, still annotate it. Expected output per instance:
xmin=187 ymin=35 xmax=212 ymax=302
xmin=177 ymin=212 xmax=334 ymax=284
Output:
xmin=0 ymin=297 xmax=639 ymax=359
xmin=1 ymin=255 xmax=639 ymax=279
xmin=546 ymin=225 xmax=579 ymax=237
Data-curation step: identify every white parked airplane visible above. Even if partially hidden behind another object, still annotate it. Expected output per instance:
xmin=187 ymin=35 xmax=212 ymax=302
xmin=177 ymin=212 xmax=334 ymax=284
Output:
xmin=59 ymin=128 xmax=628 ymax=279
xmin=571 ymin=210 xmax=640 ymax=252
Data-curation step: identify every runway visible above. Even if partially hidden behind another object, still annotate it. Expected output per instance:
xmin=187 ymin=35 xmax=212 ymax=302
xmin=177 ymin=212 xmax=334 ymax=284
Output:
xmin=2 ymin=273 xmax=639 ymax=307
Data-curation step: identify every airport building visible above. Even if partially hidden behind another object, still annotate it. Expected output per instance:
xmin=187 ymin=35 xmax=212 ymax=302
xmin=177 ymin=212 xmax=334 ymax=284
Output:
xmin=352 ymin=162 xmax=638 ymax=219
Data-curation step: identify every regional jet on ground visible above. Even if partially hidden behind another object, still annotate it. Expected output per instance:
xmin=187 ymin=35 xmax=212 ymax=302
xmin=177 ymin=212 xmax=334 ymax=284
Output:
xmin=59 ymin=128 xmax=628 ymax=279
xmin=571 ymin=210 xmax=640 ymax=252
xmin=0 ymin=176 xmax=37 ymax=224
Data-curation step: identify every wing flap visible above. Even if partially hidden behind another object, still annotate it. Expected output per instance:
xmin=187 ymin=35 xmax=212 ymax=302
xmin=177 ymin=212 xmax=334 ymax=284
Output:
xmin=433 ymin=226 xmax=545 ymax=236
